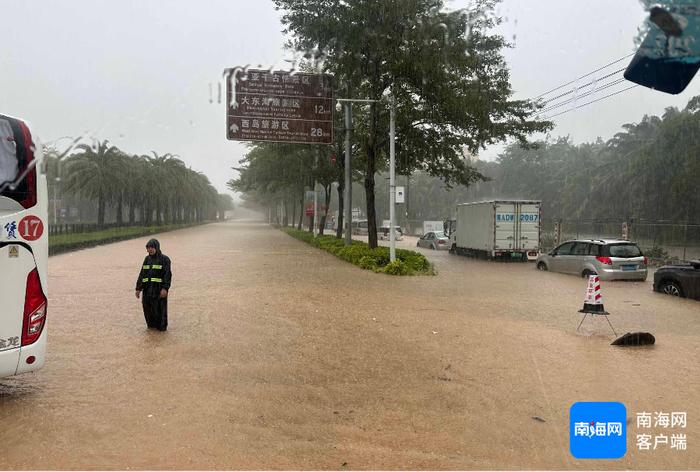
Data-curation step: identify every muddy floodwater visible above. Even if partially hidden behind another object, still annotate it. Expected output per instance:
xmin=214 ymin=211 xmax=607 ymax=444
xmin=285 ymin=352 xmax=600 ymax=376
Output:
xmin=1 ymin=212 xmax=699 ymax=469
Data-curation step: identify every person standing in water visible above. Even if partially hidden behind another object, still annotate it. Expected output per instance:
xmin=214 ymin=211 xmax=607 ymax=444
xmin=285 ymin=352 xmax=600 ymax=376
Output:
xmin=135 ymin=239 xmax=172 ymax=331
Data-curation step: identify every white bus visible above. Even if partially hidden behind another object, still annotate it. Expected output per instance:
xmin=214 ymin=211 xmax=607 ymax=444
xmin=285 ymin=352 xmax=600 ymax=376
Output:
xmin=0 ymin=114 xmax=48 ymax=378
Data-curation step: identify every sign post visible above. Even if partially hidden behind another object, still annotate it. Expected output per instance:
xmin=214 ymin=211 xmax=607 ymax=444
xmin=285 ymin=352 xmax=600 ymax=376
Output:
xmin=226 ymin=68 xmax=334 ymax=236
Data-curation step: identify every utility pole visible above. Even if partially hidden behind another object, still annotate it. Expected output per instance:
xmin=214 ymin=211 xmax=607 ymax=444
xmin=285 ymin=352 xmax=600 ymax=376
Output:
xmin=344 ymin=103 xmax=353 ymax=246
xmin=313 ymin=147 xmax=319 ymax=237
xmin=389 ymin=95 xmax=396 ymax=262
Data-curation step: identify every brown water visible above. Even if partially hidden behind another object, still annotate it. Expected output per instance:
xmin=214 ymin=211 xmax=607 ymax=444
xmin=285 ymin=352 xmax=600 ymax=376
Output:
xmin=1 ymin=213 xmax=698 ymax=469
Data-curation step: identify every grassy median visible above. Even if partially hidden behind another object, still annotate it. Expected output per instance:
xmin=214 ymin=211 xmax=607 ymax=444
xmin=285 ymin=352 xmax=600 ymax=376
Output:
xmin=281 ymin=227 xmax=435 ymax=275
xmin=49 ymin=223 xmax=202 ymax=255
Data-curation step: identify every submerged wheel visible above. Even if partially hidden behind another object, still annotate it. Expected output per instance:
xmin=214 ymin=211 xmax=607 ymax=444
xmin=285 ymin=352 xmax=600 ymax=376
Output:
xmin=661 ymin=281 xmax=683 ymax=297
xmin=537 ymin=262 xmax=548 ymax=271
xmin=582 ymin=269 xmax=597 ymax=278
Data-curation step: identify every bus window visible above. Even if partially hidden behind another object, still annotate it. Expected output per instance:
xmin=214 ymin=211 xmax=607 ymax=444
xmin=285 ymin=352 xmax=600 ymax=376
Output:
xmin=0 ymin=119 xmax=19 ymax=184
xmin=0 ymin=115 xmax=37 ymax=209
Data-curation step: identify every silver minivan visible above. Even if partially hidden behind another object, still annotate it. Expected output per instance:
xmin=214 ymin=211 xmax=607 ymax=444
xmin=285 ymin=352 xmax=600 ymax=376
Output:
xmin=536 ymin=239 xmax=647 ymax=281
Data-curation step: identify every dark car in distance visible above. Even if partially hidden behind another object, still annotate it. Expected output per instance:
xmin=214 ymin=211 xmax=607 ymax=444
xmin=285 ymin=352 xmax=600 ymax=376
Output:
xmin=653 ymin=260 xmax=700 ymax=301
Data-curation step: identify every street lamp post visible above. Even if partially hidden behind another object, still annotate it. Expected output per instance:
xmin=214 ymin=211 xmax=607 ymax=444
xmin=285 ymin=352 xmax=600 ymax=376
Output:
xmin=344 ymin=102 xmax=353 ymax=246
xmin=388 ymin=95 xmax=396 ymax=262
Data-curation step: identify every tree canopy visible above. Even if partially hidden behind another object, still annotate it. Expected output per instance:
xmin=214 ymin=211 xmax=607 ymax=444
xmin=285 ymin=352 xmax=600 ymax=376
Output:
xmin=237 ymin=0 xmax=550 ymax=245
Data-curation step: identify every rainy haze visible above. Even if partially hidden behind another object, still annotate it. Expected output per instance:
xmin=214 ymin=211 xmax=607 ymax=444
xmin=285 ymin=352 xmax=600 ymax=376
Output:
xmin=1 ymin=0 xmax=699 ymax=470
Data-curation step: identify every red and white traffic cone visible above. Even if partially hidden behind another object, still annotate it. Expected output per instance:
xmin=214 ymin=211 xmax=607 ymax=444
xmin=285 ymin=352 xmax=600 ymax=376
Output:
xmin=577 ymin=275 xmax=616 ymax=335
xmin=579 ymin=275 xmax=609 ymax=315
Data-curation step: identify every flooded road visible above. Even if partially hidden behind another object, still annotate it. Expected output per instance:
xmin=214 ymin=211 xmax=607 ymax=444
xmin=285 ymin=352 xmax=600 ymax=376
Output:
xmin=1 ymin=215 xmax=699 ymax=469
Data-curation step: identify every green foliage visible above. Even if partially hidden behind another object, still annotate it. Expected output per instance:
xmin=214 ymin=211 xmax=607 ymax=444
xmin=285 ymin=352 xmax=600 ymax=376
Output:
xmin=367 ymin=95 xmax=700 ymax=229
xmin=258 ymin=0 xmax=552 ymax=247
xmin=49 ymin=223 xmax=200 ymax=255
xmin=383 ymin=259 xmax=409 ymax=275
xmin=395 ymin=249 xmax=431 ymax=272
xmin=644 ymin=245 xmax=673 ymax=266
xmin=51 ymin=140 xmax=227 ymax=227
xmin=359 ymin=255 xmax=379 ymax=270
xmin=281 ymin=227 xmax=433 ymax=275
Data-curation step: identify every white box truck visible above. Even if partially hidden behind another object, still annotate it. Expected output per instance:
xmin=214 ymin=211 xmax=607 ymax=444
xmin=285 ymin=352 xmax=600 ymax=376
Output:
xmin=422 ymin=220 xmax=445 ymax=235
xmin=449 ymin=200 xmax=541 ymax=260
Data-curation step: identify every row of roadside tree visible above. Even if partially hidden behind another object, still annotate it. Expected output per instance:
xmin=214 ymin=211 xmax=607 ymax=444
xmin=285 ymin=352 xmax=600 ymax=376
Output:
xmin=44 ymin=140 xmax=234 ymax=228
xmin=368 ymin=97 xmax=700 ymax=226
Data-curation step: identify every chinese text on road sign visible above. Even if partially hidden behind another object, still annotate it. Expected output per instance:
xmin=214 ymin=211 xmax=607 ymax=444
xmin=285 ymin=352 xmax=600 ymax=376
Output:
xmin=226 ymin=69 xmax=333 ymax=145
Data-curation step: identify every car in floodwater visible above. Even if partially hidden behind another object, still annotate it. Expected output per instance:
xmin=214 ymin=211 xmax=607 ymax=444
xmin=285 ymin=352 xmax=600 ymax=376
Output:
xmin=378 ymin=225 xmax=404 ymax=241
xmin=536 ymin=239 xmax=648 ymax=281
xmin=351 ymin=219 xmax=368 ymax=235
xmin=653 ymin=260 xmax=700 ymax=300
xmin=417 ymin=231 xmax=450 ymax=250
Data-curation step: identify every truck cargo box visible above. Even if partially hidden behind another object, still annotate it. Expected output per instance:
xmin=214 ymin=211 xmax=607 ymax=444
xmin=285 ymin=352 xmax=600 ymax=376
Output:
xmin=451 ymin=200 xmax=541 ymax=260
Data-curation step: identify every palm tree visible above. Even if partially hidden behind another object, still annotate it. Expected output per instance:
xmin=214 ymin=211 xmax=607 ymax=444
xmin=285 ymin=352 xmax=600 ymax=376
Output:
xmin=122 ymin=154 xmax=148 ymax=225
xmin=63 ymin=140 xmax=122 ymax=227
xmin=144 ymin=152 xmax=192 ymax=225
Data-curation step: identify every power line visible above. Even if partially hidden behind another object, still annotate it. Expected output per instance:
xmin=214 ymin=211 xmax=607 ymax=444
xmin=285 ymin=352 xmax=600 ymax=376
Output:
xmin=543 ymin=84 xmax=640 ymax=119
xmin=540 ymin=67 xmax=627 ymax=105
xmin=539 ymin=77 xmax=628 ymax=114
xmin=535 ymin=53 xmax=635 ymax=99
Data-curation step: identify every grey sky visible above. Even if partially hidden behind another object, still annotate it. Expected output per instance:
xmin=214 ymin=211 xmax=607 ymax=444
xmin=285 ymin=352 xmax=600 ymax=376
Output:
xmin=1 ymin=1 xmax=697 ymax=195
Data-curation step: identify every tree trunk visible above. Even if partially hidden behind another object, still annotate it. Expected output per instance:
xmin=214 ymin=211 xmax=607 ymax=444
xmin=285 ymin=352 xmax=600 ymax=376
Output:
xmin=156 ymin=202 xmax=162 ymax=225
xmin=290 ymin=198 xmax=295 ymax=228
xmin=319 ymin=183 xmax=332 ymax=236
xmin=336 ymin=179 xmax=344 ymax=239
xmin=365 ymin=103 xmax=379 ymax=248
xmin=146 ymin=203 xmax=152 ymax=225
xmin=97 ymin=192 xmax=105 ymax=228
xmin=283 ymin=200 xmax=289 ymax=226
xmin=116 ymin=193 xmax=123 ymax=226
xmin=297 ymin=189 xmax=304 ymax=230
xmin=128 ymin=201 xmax=136 ymax=225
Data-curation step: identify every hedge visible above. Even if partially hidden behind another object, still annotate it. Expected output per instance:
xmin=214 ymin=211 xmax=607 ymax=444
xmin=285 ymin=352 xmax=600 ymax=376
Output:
xmin=281 ymin=227 xmax=435 ymax=275
xmin=49 ymin=222 xmax=205 ymax=255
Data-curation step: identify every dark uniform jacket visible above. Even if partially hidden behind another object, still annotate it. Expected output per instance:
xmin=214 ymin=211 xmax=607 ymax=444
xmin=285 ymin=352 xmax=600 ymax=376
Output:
xmin=135 ymin=239 xmax=172 ymax=298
